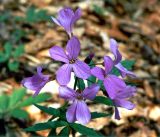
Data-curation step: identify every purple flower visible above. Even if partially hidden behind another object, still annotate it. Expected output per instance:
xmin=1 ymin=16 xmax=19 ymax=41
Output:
xmin=49 ymin=36 xmax=91 ymax=85
xmin=91 ymin=56 xmax=136 ymax=119
xmin=21 ymin=67 xmax=50 ymax=96
xmin=112 ymin=85 xmax=136 ymax=119
xmin=51 ymin=7 xmax=81 ymax=37
xmin=110 ymin=39 xmax=136 ymax=78
xmin=59 ymin=84 xmax=100 ymax=124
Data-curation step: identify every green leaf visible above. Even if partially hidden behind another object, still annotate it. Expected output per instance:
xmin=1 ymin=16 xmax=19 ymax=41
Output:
xmin=0 ymin=52 xmax=8 ymax=63
xmin=9 ymin=88 xmax=26 ymax=108
xmin=93 ymin=5 xmax=105 ymax=16
xmin=0 ymin=95 xmax=9 ymax=113
xmin=8 ymin=60 xmax=19 ymax=71
xmin=25 ymin=121 xmax=68 ymax=131
xmin=48 ymin=128 xmax=56 ymax=137
xmin=87 ymin=76 xmax=96 ymax=87
xmin=10 ymin=109 xmax=29 ymax=119
xmin=13 ymin=45 xmax=24 ymax=58
xmin=58 ymin=126 xmax=70 ymax=137
xmin=70 ymin=123 xmax=103 ymax=137
xmin=91 ymin=112 xmax=111 ymax=119
xmin=111 ymin=60 xmax=135 ymax=76
xmin=34 ymin=104 xmax=60 ymax=117
xmin=111 ymin=67 xmax=120 ymax=76
xmin=19 ymin=93 xmax=51 ymax=107
xmin=77 ymin=78 xmax=85 ymax=91
xmin=25 ymin=6 xmax=49 ymax=23
xmin=4 ymin=42 xmax=12 ymax=56
xmin=25 ymin=6 xmax=36 ymax=23
xmin=94 ymin=96 xmax=113 ymax=106
xmin=0 ymin=11 xmax=11 ymax=22
xmin=121 ymin=60 xmax=135 ymax=70
xmin=97 ymin=80 xmax=105 ymax=91
xmin=0 ymin=42 xmax=12 ymax=63
xmin=11 ymin=29 xmax=26 ymax=43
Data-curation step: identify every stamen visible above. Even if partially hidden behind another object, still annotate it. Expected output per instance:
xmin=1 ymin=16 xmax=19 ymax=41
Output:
xmin=69 ymin=59 xmax=76 ymax=64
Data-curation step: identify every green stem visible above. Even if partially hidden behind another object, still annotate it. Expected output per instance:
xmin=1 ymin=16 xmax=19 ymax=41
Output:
xmin=74 ymin=77 xmax=78 ymax=90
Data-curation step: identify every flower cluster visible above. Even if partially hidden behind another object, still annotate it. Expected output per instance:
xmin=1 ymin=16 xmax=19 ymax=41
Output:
xmin=22 ymin=7 xmax=136 ymax=124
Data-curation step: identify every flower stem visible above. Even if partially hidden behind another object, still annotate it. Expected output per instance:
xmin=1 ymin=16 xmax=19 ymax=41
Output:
xmin=74 ymin=77 xmax=78 ymax=90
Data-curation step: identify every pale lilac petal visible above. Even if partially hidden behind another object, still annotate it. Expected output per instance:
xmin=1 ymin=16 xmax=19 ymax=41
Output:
xmin=37 ymin=66 xmax=42 ymax=74
xmin=82 ymin=84 xmax=100 ymax=100
xmin=114 ymin=99 xmax=135 ymax=110
xmin=114 ymin=107 xmax=120 ymax=120
xmin=73 ymin=60 xmax=91 ymax=79
xmin=66 ymin=36 xmax=80 ymax=59
xmin=66 ymin=100 xmax=77 ymax=123
xmin=71 ymin=8 xmax=82 ymax=25
xmin=104 ymin=75 xmax=126 ymax=99
xmin=51 ymin=16 xmax=61 ymax=26
xmin=76 ymin=100 xmax=91 ymax=124
xmin=59 ymin=86 xmax=77 ymax=100
xmin=110 ymin=39 xmax=122 ymax=64
xmin=56 ymin=64 xmax=72 ymax=85
xmin=21 ymin=67 xmax=49 ymax=96
xmin=116 ymin=63 xmax=136 ymax=78
xmin=58 ymin=7 xmax=74 ymax=33
xmin=49 ymin=46 xmax=69 ymax=63
xmin=104 ymin=56 xmax=114 ymax=74
xmin=91 ymin=67 xmax=105 ymax=80
xmin=116 ymin=86 xmax=136 ymax=99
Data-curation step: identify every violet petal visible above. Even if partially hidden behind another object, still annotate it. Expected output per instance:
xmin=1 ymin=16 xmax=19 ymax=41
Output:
xmin=56 ymin=64 xmax=72 ymax=85
xmin=59 ymin=86 xmax=77 ymax=100
xmin=110 ymin=39 xmax=122 ymax=64
xmin=91 ymin=67 xmax=105 ymax=80
xmin=73 ymin=60 xmax=91 ymax=79
xmin=49 ymin=46 xmax=69 ymax=63
xmin=66 ymin=36 xmax=80 ymax=60
xmin=66 ymin=100 xmax=77 ymax=123
xmin=76 ymin=100 xmax=91 ymax=125
xmin=104 ymin=56 xmax=114 ymax=74
xmin=82 ymin=84 xmax=100 ymax=100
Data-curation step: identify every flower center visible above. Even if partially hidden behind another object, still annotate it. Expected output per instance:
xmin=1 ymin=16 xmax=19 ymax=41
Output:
xmin=69 ymin=59 xmax=76 ymax=64
xmin=77 ymin=95 xmax=83 ymax=100
xmin=76 ymin=89 xmax=83 ymax=100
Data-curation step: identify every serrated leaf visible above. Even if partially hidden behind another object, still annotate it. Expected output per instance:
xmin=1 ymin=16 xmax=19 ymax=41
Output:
xmin=25 ymin=121 xmax=68 ymax=131
xmin=0 ymin=95 xmax=9 ymax=113
xmin=8 ymin=60 xmax=19 ymax=71
xmin=91 ymin=112 xmax=111 ymax=119
xmin=70 ymin=123 xmax=103 ymax=137
xmin=34 ymin=104 xmax=60 ymax=117
xmin=94 ymin=96 xmax=113 ymax=106
xmin=19 ymin=93 xmax=51 ymax=107
xmin=58 ymin=126 xmax=70 ymax=137
xmin=9 ymin=88 xmax=26 ymax=108
xmin=10 ymin=109 xmax=29 ymax=119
